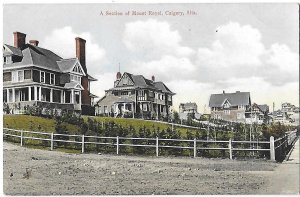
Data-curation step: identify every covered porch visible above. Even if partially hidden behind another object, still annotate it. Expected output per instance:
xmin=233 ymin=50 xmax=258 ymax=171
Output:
xmin=114 ymin=101 xmax=135 ymax=118
xmin=3 ymin=83 xmax=83 ymax=114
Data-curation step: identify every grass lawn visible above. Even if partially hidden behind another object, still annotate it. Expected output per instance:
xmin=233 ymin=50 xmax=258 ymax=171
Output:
xmin=84 ymin=116 xmax=199 ymax=135
xmin=3 ymin=115 xmax=79 ymax=133
xmin=3 ymin=115 xmax=199 ymax=136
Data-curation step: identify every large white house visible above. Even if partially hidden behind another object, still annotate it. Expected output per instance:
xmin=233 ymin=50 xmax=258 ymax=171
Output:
xmin=3 ymin=31 xmax=97 ymax=115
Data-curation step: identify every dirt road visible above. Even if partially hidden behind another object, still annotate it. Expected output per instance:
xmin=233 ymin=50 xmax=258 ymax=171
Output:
xmin=2 ymin=142 xmax=285 ymax=195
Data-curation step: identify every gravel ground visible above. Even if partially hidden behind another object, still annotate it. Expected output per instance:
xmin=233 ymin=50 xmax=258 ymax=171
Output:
xmin=3 ymin=142 xmax=279 ymax=195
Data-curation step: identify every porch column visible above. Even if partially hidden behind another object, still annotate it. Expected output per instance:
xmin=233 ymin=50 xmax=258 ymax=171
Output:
xmin=12 ymin=88 xmax=15 ymax=102
xmin=79 ymin=91 xmax=82 ymax=105
xmin=7 ymin=89 xmax=10 ymax=103
xmin=61 ymin=90 xmax=64 ymax=103
xmin=123 ymin=103 xmax=126 ymax=113
xmin=157 ymin=104 xmax=159 ymax=119
xmin=63 ymin=91 xmax=66 ymax=103
xmin=132 ymin=102 xmax=134 ymax=119
xmin=50 ymin=88 xmax=53 ymax=102
xmin=34 ymin=86 xmax=37 ymax=101
xmin=28 ymin=86 xmax=31 ymax=101
xmin=71 ymin=89 xmax=74 ymax=104
xmin=39 ymin=86 xmax=42 ymax=101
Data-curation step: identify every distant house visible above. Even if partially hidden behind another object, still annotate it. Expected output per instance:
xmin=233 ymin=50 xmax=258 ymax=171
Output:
xmin=209 ymin=91 xmax=251 ymax=122
xmin=95 ymin=72 xmax=175 ymax=119
xmin=270 ymin=102 xmax=299 ymax=126
xmin=3 ymin=31 xmax=97 ymax=115
xmin=178 ymin=102 xmax=201 ymax=120
xmin=246 ymin=103 xmax=269 ymax=124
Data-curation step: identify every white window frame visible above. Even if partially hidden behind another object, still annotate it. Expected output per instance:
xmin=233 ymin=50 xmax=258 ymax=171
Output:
xmin=50 ymin=73 xmax=55 ymax=85
xmin=40 ymin=71 xmax=45 ymax=83
xmin=17 ymin=70 xmax=24 ymax=82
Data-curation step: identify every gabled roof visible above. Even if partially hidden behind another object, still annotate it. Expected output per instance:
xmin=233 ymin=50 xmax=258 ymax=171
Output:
xmin=4 ymin=44 xmax=63 ymax=72
xmin=154 ymin=81 xmax=174 ymax=94
xmin=209 ymin=91 xmax=251 ymax=107
xmin=64 ymin=82 xmax=84 ymax=90
xmin=180 ymin=102 xmax=197 ymax=109
xmin=56 ymin=58 xmax=86 ymax=76
xmin=89 ymin=93 xmax=99 ymax=98
xmin=4 ymin=44 xmax=23 ymax=57
xmin=87 ymin=74 xmax=97 ymax=81
xmin=114 ymin=72 xmax=174 ymax=94
xmin=3 ymin=44 xmax=94 ymax=81
xmin=258 ymin=104 xmax=269 ymax=113
xmin=57 ymin=58 xmax=78 ymax=72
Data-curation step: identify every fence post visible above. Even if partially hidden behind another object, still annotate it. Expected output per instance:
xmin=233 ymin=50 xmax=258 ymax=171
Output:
xmin=20 ymin=130 xmax=23 ymax=146
xmin=82 ymin=135 xmax=85 ymax=153
xmin=156 ymin=137 xmax=159 ymax=157
xmin=229 ymin=138 xmax=232 ymax=160
xmin=193 ymin=138 xmax=197 ymax=158
xmin=116 ymin=136 xmax=119 ymax=155
xmin=270 ymin=136 xmax=275 ymax=161
xmin=51 ymin=133 xmax=54 ymax=151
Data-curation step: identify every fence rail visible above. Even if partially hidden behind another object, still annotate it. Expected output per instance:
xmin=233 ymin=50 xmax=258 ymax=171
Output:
xmin=3 ymin=128 xmax=298 ymax=161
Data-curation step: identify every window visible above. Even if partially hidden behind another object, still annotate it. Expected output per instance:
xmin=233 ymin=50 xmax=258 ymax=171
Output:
xmin=24 ymin=70 xmax=31 ymax=80
xmin=40 ymin=71 xmax=45 ymax=83
xmin=70 ymin=74 xmax=80 ymax=82
xmin=4 ymin=56 xmax=11 ymax=64
xmin=138 ymin=90 xmax=145 ymax=96
xmin=3 ymin=72 xmax=12 ymax=82
xmin=50 ymin=73 xmax=55 ymax=84
xmin=224 ymin=110 xmax=230 ymax=115
xmin=149 ymin=91 xmax=154 ymax=97
xmin=18 ymin=70 xmax=24 ymax=82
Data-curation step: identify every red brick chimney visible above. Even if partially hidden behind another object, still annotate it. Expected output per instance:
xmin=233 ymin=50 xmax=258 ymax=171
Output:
xmin=29 ymin=40 xmax=39 ymax=46
xmin=75 ymin=37 xmax=87 ymax=74
xmin=13 ymin=32 xmax=26 ymax=49
xmin=76 ymin=37 xmax=90 ymax=105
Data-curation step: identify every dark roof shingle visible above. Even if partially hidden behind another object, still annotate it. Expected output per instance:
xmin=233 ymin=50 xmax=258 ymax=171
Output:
xmin=209 ymin=91 xmax=251 ymax=107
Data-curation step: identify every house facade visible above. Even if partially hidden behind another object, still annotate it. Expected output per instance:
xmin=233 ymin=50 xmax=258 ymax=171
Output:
xmin=178 ymin=102 xmax=201 ymax=120
xmin=209 ymin=91 xmax=251 ymax=122
xmin=245 ymin=103 xmax=269 ymax=124
xmin=3 ymin=31 xmax=97 ymax=115
xmin=95 ymin=72 xmax=175 ymax=119
xmin=269 ymin=103 xmax=299 ymax=126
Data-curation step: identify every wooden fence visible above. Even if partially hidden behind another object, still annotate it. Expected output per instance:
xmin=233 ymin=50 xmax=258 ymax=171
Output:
xmin=3 ymin=128 xmax=298 ymax=161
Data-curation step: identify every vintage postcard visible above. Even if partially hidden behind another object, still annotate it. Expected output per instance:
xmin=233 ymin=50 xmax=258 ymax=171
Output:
xmin=2 ymin=3 xmax=299 ymax=195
